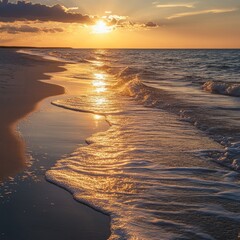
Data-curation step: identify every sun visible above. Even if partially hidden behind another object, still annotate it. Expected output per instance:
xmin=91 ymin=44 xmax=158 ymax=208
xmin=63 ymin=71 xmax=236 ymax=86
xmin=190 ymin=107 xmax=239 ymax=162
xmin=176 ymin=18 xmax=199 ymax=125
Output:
xmin=92 ymin=20 xmax=113 ymax=34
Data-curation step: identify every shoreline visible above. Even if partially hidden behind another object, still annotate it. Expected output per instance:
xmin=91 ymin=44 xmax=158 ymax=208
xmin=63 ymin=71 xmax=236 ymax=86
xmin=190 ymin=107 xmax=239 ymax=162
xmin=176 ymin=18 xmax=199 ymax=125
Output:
xmin=0 ymin=49 xmax=111 ymax=239
xmin=0 ymin=49 xmax=65 ymax=180
xmin=2 ymin=48 xmax=240 ymax=239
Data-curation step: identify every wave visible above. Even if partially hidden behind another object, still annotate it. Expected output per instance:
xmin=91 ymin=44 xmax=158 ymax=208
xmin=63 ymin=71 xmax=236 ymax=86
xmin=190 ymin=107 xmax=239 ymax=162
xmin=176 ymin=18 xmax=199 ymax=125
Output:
xmin=109 ymin=67 xmax=240 ymax=173
xmin=52 ymin=95 xmax=122 ymax=115
xmin=17 ymin=49 xmax=88 ymax=64
xmin=203 ymin=81 xmax=240 ymax=97
xmin=47 ymin=94 xmax=240 ymax=239
xmin=17 ymin=49 xmax=68 ymax=62
xmin=38 ymin=49 xmax=240 ymax=239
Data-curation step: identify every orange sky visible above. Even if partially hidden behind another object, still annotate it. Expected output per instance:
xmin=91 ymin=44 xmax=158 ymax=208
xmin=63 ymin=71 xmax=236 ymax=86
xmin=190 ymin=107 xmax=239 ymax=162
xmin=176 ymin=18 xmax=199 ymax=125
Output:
xmin=0 ymin=0 xmax=239 ymax=48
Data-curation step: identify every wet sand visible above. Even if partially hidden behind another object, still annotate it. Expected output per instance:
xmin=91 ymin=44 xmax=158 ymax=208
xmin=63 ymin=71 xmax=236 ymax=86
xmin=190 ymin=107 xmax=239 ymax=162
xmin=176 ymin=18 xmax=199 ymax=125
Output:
xmin=0 ymin=49 xmax=111 ymax=240
xmin=0 ymin=49 xmax=65 ymax=179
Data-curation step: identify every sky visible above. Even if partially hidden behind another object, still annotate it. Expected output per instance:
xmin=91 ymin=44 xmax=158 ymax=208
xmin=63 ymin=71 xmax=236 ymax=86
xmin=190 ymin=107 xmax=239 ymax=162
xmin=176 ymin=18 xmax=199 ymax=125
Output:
xmin=0 ymin=0 xmax=239 ymax=48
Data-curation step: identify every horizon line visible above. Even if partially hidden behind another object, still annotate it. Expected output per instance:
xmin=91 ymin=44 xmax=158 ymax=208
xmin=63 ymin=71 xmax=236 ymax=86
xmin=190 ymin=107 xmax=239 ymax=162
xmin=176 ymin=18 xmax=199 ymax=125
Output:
xmin=1 ymin=46 xmax=240 ymax=50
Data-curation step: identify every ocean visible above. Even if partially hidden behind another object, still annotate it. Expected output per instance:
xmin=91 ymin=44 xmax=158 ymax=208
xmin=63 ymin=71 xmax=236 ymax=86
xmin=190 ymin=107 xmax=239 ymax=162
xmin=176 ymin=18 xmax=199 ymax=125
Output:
xmin=18 ymin=49 xmax=240 ymax=239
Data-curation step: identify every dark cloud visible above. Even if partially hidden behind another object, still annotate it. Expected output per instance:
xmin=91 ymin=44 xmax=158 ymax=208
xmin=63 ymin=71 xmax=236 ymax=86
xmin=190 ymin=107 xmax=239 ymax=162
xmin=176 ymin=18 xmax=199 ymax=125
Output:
xmin=0 ymin=24 xmax=64 ymax=34
xmin=145 ymin=22 xmax=158 ymax=28
xmin=0 ymin=0 xmax=92 ymax=23
xmin=42 ymin=27 xmax=64 ymax=33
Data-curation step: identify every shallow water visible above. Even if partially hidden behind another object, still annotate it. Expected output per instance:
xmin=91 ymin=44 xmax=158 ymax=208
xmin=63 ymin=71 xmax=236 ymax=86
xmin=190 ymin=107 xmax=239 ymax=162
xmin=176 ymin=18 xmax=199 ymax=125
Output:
xmin=21 ymin=49 xmax=240 ymax=239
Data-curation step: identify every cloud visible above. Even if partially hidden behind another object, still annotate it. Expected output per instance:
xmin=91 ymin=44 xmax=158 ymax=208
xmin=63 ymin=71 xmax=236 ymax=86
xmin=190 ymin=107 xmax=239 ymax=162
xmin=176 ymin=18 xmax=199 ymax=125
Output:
xmin=42 ymin=27 xmax=64 ymax=33
xmin=145 ymin=22 xmax=158 ymax=28
xmin=155 ymin=3 xmax=195 ymax=8
xmin=0 ymin=1 xmax=159 ymax=33
xmin=113 ymin=20 xmax=159 ymax=31
xmin=104 ymin=14 xmax=128 ymax=26
xmin=0 ymin=24 xmax=64 ymax=34
xmin=0 ymin=1 xmax=92 ymax=23
xmin=101 ymin=14 xmax=158 ymax=30
xmin=167 ymin=8 xmax=238 ymax=19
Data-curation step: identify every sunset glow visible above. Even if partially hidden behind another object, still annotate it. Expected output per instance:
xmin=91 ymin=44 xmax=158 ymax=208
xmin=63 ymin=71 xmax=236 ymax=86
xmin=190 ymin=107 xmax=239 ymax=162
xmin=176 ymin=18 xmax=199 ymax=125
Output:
xmin=92 ymin=20 xmax=113 ymax=34
xmin=0 ymin=0 xmax=239 ymax=48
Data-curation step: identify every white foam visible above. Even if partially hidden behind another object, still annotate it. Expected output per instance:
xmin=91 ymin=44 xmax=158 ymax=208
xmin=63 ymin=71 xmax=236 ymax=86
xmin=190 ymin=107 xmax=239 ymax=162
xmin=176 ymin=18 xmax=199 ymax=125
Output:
xmin=203 ymin=81 xmax=240 ymax=97
xmin=40 ymin=49 xmax=240 ymax=239
xmin=47 ymin=91 xmax=240 ymax=239
xmin=17 ymin=49 xmax=70 ymax=63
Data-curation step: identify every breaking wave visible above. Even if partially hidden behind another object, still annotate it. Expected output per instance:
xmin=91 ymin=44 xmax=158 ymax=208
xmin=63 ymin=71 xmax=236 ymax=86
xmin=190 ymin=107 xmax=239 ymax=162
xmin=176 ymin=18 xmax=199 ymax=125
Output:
xmin=203 ymin=81 xmax=240 ymax=97
xmin=20 ymin=48 xmax=240 ymax=239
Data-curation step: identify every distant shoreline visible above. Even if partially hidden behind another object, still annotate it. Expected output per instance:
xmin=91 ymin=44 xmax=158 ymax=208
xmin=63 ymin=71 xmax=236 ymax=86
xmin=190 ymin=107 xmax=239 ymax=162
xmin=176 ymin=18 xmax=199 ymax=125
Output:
xmin=0 ymin=46 xmax=73 ymax=49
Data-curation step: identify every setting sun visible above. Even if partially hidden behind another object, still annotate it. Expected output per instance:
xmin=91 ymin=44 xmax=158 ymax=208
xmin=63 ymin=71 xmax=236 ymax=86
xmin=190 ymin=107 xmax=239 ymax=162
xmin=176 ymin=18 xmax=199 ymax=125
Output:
xmin=92 ymin=20 xmax=113 ymax=34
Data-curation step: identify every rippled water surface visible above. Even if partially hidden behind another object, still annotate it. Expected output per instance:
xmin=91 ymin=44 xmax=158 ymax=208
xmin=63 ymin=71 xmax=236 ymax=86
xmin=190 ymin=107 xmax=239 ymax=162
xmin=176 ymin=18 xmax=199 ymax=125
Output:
xmin=21 ymin=49 xmax=240 ymax=239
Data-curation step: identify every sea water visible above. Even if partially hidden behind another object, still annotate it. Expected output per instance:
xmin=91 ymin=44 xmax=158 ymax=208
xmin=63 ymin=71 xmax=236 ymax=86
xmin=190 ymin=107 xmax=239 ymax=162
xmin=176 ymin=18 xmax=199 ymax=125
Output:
xmin=20 ymin=49 xmax=240 ymax=239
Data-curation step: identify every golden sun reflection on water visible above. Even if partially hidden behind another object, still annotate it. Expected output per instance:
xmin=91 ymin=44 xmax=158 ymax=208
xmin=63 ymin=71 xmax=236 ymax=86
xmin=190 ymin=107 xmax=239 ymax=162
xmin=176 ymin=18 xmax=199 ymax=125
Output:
xmin=94 ymin=114 xmax=103 ymax=120
xmin=95 ymin=97 xmax=107 ymax=106
xmin=93 ymin=114 xmax=104 ymax=127
xmin=93 ymin=61 xmax=104 ymax=67
xmin=92 ymin=81 xmax=106 ymax=87
xmin=95 ymin=87 xmax=107 ymax=93
xmin=94 ymin=73 xmax=105 ymax=80
xmin=92 ymin=73 xmax=107 ymax=93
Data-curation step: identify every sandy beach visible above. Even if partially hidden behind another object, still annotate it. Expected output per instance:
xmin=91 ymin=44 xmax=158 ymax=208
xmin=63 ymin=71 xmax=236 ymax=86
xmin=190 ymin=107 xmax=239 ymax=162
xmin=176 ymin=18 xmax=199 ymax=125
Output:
xmin=0 ymin=49 xmax=111 ymax=240
xmin=0 ymin=49 xmax=65 ymax=179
